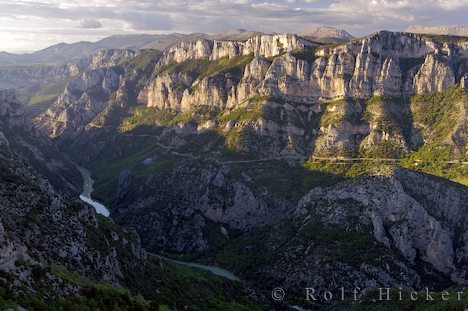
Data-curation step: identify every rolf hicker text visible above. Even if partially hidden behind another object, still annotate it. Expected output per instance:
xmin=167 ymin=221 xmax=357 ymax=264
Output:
xmin=304 ymin=287 xmax=464 ymax=302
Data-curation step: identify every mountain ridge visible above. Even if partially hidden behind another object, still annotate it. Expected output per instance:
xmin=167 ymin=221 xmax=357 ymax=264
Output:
xmin=0 ymin=27 xmax=353 ymax=66
xmin=407 ymin=25 xmax=468 ymax=37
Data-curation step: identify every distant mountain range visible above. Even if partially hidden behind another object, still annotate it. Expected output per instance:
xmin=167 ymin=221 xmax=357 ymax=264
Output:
xmin=298 ymin=25 xmax=354 ymax=42
xmin=0 ymin=27 xmax=354 ymax=67
xmin=406 ymin=25 xmax=468 ymax=36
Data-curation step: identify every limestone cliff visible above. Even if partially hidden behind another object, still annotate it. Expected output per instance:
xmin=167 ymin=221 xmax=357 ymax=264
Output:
xmin=0 ymin=120 xmax=147 ymax=299
xmin=230 ymin=168 xmax=467 ymax=296
xmin=34 ymin=49 xmax=161 ymax=141
xmin=140 ymin=31 xmax=467 ymax=112
xmin=132 ymin=31 xmax=467 ymax=159
xmin=0 ymin=89 xmax=81 ymax=194
xmin=159 ymin=33 xmax=317 ymax=65
xmin=114 ymin=158 xmax=292 ymax=253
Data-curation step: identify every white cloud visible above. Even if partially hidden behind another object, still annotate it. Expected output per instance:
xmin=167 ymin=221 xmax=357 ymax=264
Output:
xmin=79 ymin=19 xmax=103 ymax=29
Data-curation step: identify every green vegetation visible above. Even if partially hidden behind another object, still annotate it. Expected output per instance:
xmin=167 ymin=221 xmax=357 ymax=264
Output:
xmin=217 ymin=102 xmax=263 ymax=124
xmin=51 ymin=265 xmax=126 ymax=294
xmin=159 ymin=54 xmax=254 ymax=82
xmin=319 ymin=99 xmax=346 ymax=127
xmin=91 ymin=143 xmax=185 ymax=205
xmin=119 ymin=105 xmax=225 ymax=133
xmin=120 ymin=50 xmax=162 ymax=72
xmin=16 ymin=80 xmax=68 ymax=106
xmin=291 ymin=47 xmax=317 ymax=62
xmin=400 ymin=145 xmax=468 ymax=186
xmin=0 ymin=268 xmax=150 ymax=311
xmin=400 ymin=87 xmax=468 ymax=185
xmin=411 ymin=86 xmax=466 ymax=145
xmin=361 ymin=96 xmax=413 ymax=158
xmin=422 ymin=33 xmax=468 ymax=44
xmin=303 ymin=159 xmax=375 ymax=179
xmin=229 ymin=160 xmax=343 ymax=202
xmin=298 ymin=219 xmax=386 ymax=266
xmin=205 ymin=214 xmax=385 ymax=278
xmin=119 ymin=106 xmax=193 ymax=131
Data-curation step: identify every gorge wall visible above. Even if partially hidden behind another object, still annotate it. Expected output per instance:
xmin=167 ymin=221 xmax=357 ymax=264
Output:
xmin=141 ymin=31 xmax=468 ymax=112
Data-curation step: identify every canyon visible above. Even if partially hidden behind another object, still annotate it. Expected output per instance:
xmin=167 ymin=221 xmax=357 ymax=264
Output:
xmin=0 ymin=27 xmax=467 ymax=310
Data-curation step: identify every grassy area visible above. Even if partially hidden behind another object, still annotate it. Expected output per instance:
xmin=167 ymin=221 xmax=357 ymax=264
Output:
xmin=400 ymin=87 xmax=467 ymax=184
xmin=0 ymin=266 xmax=150 ymax=311
xmin=159 ymin=54 xmax=254 ymax=82
xmin=229 ymin=160 xmax=343 ymax=203
xmin=16 ymin=80 xmax=68 ymax=106
xmin=217 ymin=102 xmax=263 ymax=124
xmin=51 ymin=265 xmax=126 ymax=294
xmin=320 ymin=99 xmax=346 ymax=127
xmin=1 ymin=261 xmax=264 ymax=311
xmin=120 ymin=50 xmax=162 ymax=72
xmin=119 ymin=105 xmax=225 ymax=133
xmin=303 ymin=159 xmax=375 ymax=179
xmin=119 ymin=106 xmax=193 ymax=131
xmin=91 ymin=143 xmax=185 ymax=205
xmin=411 ymin=86 xmax=466 ymax=146
xmin=400 ymin=145 xmax=468 ymax=186
xmin=291 ymin=47 xmax=318 ymax=62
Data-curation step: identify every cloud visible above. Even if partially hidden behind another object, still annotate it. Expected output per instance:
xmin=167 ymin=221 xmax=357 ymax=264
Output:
xmin=0 ymin=0 xmax=466 ymax=52
xmin=120 ymin=11 xmax=173 ymax=30
xmin=79 ymin=19 xmax=103 ymax=29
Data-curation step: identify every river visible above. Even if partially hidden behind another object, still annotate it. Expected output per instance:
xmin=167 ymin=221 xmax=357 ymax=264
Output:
xmin=157 ymin=255 xmax=240 ymax=281
xmin=76 ymin=165 xmax=110 ymax=217
xmin=76 ymin=164 xmax=240 ymax=281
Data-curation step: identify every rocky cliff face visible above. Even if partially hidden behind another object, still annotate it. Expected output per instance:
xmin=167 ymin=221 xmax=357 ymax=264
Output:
xmin=34 ymin=49 xmax=160 ymax=141
xmin=114 ymin=158 xmax=292 ymax=253
xmin=141 ymin=31 xmax=467 ymax=114
xmin=0 ymin=89 xmax=81 ymax=194
xmin=33 ymin=31 xmax=467 ymax=159
xmin=159 ymin=34 xmax=317 ymax=65
xmin=0 ymin=65 xmax=70 ymax=90
xmin=35 ymin=66 xmax=122 ymax=139
xmin=227 ymin=167 xmax=467 ymax=296
xmin=0 ymin=140 xmax=146 ymax=298
xmin=130 ymin=31 xmax=467 ymax=159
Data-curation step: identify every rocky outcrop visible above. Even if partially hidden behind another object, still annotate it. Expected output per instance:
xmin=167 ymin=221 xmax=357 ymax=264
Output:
xmin=35 ymin=67 xmax=122 ymax=139
xmin=0 ymin=90 xmax=82 ymax=194
xmin=240 ymin=168 xmax=467 ymax=297
xmin=297 ymin=168 xmax=467 ymax=282
xmin=70 ymin=49 xmax=134 ymax=75
xmin=0 ymin=65 xmax=70 ymax=90
xmin=114 ymin=158 xmax=292 ymax=253
xmin=34 ymin=50 xmax=142 ymax=140
xmin=33 ymin=49 xmax=165 ymax=142
xmin=159 ymin=34 xmax=317 ymax=65
xmin=141 ymin=31 xmax=467 ymax=114
xmin=0 ymin=145 xmax=136 ymax=296
xmin=413 ymin=54 xmax=456 ymax=93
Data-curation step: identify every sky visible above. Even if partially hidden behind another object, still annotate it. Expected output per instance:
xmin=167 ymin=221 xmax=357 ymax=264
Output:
xmin=0 ymin=0 xmax=467 ymax=53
